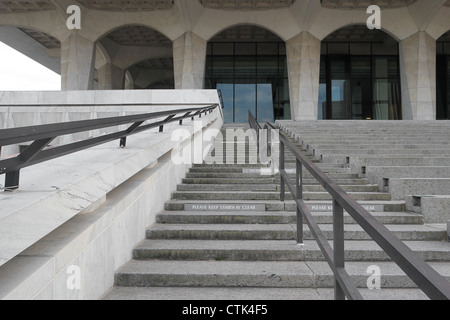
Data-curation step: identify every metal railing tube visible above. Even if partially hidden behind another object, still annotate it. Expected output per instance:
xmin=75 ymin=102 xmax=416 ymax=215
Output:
xmin=0 ymin=105 xmax=219 ymax=191
xmin=248 ymin=115 xmax=450 ymax=301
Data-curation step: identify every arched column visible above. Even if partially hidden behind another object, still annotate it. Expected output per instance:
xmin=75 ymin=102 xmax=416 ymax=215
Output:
xmin=173 ymin=32 xmax=207 ymax=89
xmin=286 ymin=32 xmax=321 ymax=120
xmin=399 ymin=32 xmax=437 ymax=120
xmin=61 ymin=33 xmax=96 ymax=90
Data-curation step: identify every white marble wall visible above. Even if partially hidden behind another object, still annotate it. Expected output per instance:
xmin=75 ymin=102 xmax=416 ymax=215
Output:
xmin=0 ymin=93 xmax=223 ymax=299
xmin=400 ymin=32 xmax=437 ymax=120
xmin=0 ymin=89 xmax=221 ymax=157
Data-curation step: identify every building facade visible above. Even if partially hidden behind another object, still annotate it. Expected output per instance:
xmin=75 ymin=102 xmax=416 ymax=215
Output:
xmin=0 ymin=0 xmax=449 ymax=122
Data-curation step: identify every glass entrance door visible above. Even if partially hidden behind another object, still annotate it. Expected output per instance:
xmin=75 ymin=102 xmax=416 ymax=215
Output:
xmin=322 ymin=54 xmax=401 ymax=120
xmin=205 ymin=41 xmax=290 ymax=123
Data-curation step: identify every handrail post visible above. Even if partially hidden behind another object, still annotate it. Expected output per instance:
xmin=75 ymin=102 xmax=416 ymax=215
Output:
xmin=333 ymin=199 xmax=346 ymax=300
xmin=5 ymin=170 xmax=20 ymax=191
xmin=296 ymin=159 xmax=303 ymax=244
xmin=280 ymin=140 xmax=285 ymax=202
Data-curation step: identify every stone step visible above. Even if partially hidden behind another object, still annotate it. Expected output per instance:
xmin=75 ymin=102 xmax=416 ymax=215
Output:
xmin=114 ymin=260 xmax=450 ymax=289
xmin=304 ymin=144 xmax=449 ymax=150
xmin=156 ymin=211 xmax=423 ymax=225
xmin=133 ymin=240 xmax=450 ymax=262
xmin=176 ymin=184 xmax=379 ymax=193
xmin=102 ymin=286 xmax=431 ymax=300
xmin=181 ymin=178 xmax=371 ymax=185
xmin=164 ymin=200 xmax=406 ymax=212
xmin=312 ymin=149 xmax=450 ymax=156
xmin=185 ymin=172 xmax=359 ymax=179
xmin=188 ymin=166 xmax=348 ymax=173
xmin=193 ymin=163 xmax=270 ymax=168
xmin=146 ymin=224 xmax=446 ymax=241
xmin=171 ymin=191 xmax=392 ymax=201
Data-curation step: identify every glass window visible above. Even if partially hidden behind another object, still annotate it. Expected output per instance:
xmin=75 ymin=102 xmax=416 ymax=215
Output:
xmin=445 ymin=43 xmax=450 ymax=55
xmin=235 ymin=43 xmax=256 ymax=56
xmin=372 ymin=42 xmax=398 ymax=55
xmin=258 ymin=43 xmax=278 ymax=55
xmin=217 ymin=83 xmax=234 ymax=123
xmin=330 ymin=58 xmax=346 ymax=79
xmin=448 ymin=57 xmax=450 ymax=118
xmin=235 ymin=81 xmax=256 ymax=123
xmin=350 ymin=43 xmax=371 ymax=55
xmin=257 ymin=56 xmax=279 ymax=78
xmin=351 ymin=57 xmax=371 ymax=77
xmin=279 ymin=43 xmax=286 ymax=56
xmin=331 ymin=80 xmax=348 ymax=119
xmin=373 ymin=58 xmax=389 ymax=78
xmin=257 ymin=83 xmax=275 ymax=122
xmin=213 ymin=43 xmax=234 ymax=55
xmin=212 ymin=57 xmax=234 ymax=78
xmin=328 ymin=43 xmax=349 ymax=55
xmin=207 ymin=40 xmax=289 ymax=123
xmin=235 ymin=56 xmax=256 ymax=75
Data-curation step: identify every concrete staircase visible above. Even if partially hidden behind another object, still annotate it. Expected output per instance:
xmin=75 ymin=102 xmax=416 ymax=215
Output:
xmin=103 ymin=124 xmax=450 ymax=300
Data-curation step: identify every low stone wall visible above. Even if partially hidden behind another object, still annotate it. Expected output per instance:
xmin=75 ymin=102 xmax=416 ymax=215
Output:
xmin=405 ymin=195 xmax=450 ymax=224
xmin=0 ymin=89 xmax=220 ymax=157
xmin=0 ymin=90 xmax=223 ymax=300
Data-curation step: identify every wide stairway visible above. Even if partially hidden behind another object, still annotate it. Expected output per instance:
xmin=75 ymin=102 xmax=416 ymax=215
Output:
xmin=103 ymin=124 xmax=450 ymax=300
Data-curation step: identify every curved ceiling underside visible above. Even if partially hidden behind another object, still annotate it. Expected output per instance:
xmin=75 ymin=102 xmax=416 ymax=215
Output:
xmin=3 ymin=0 xmax=445 ymax=13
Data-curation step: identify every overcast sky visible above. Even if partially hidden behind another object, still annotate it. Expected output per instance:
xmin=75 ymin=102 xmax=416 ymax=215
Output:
xmin=0 ymin=41 xmax=61 ymax=91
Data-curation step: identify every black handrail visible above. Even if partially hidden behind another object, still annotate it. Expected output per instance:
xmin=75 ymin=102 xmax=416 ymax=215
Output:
xmin=248 ymin=113 xmax=450 ymax=300
xmin=0 ymin=105 xmax=219 ymax=191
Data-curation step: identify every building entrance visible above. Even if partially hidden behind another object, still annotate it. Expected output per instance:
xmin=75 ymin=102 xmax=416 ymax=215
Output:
xmin=319 ymin=26 xmax=402 ymax=120
xmin=205 ymin=26 xmax=290 ymax=123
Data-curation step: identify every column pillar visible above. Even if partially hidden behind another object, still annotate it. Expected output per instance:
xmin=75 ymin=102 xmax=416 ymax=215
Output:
xmin=61 ymin=33 xmax=96 ymax=90
xmin=96 ymin=63 xmax=125 ymax=90
xmin=399 ymin=31 xmax=437 ymax=120
xmin=173 ymin=32 xmax=207 ymax=89
xmin=286 ymin=32 xmax=321 ymax=120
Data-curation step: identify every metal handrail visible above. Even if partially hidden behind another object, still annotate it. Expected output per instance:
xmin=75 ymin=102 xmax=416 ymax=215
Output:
xmin=248 ymin=114 xmax=450 ymax=300
xmin=0 ymin=105 xmax=219 ymax=191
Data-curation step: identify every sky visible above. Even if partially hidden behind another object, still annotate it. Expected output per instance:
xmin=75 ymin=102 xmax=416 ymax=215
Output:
xmin=0 ymin=41 xmax=61 ymax=91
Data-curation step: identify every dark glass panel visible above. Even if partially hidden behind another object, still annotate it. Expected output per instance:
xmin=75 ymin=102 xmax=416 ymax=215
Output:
xmin=235 ymin=56 xmax=256 ymax=74
xmin=351 ymin=57 xmax=371 ymax=77
xmin=217 ymin=83 xmax=234 ymax=123
xmin=328 ymin=43 xmax=349 ymax=55
xmin=235 ymin=43 xmax=256 ymax=56
xmin=257 ymin=83 xmax=275 ymax=123
xmin=350 ymin=43 xmax=371 ymax=55
xmin=235 ymin=80 xmax=256 ymax=123
xmin=257 ymin=43 xmax=278 ymax=55
xmin=213 ymin=43 xmax=234 ymax=55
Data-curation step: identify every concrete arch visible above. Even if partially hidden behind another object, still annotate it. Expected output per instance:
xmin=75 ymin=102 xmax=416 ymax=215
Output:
xmin=117 ymin=47 xmax=173 ymax=71
xmin=83 ymin=10 xmax=185 ymax=43
xmin=0 ymin=11 xmax=68 ymax=42
xmin=206 ymin=23 xmax=286 ymax=43
xmin=95 ymin=42 xmax=111 ymax=69
xmin=320 ymin=23 xmax=401 ymax=44
xmin=428 ymin=5 xmax=450 ymax=40
xmin=320 ymin=23 xmax=401 ymax=43
xmin=193 ymin=8 xmax=300 ymax=42
xmin=95 ymin=23 xmax=172 ymax=44
xmin=0 ymin=24 xmax=63 ymax=74
xmin=308 ymin=7 xmax=417 ymax=42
